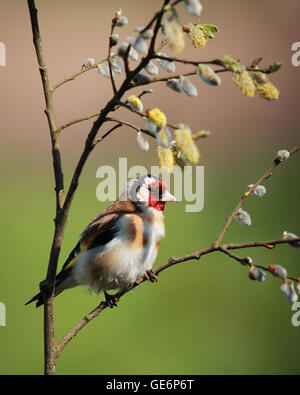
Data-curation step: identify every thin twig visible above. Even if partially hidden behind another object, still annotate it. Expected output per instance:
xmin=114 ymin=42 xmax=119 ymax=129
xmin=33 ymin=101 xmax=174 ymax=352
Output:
xmin=106 ymin=117 xmax=157 ymax=139
xmin=123 ymin=44 xmax=132 ymax=77
xmin=116 ymin=101 xmax=178 ymax=130
xmin=94 ymin=124 xmax=123 ymax=145
xmin=57 ymin=113 xmax=100 ymax=133
xmin=219 ymin=246 xmax=300 ymax=282
xmin=153 ymin=54 xmax=272 ymax=74
xmin=27 ymin=0 xmax=65 ymax=376
xmin=52 ymin=60 xmax=106 ymax=91
xmin=106 ymin=117 xmax=140 ymax=132
xmin=214 ymin=146 xmax=300 ymax=246
xmin=132 ymin=67 xmax=269 ymax=88
xmin=132 ymin=71 xmax=197 ymax=87
xmin=224 ymin=237 xmax=300 ymax=251
xmin=108 ymin=19 xmax=117 ymax=95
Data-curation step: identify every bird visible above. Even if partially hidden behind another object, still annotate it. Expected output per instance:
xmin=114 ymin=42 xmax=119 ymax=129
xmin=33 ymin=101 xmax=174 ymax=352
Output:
xmin=26 ymin=174 xmax=177 ymax=308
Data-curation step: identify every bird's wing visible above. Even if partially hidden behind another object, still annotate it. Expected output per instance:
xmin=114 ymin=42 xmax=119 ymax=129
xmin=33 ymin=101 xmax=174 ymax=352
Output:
xmin=60 ymin=199 xmax=136 ymax=273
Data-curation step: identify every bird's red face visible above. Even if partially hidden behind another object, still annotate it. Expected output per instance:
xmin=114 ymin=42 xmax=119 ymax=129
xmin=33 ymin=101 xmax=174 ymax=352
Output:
xmin=147 ymin=178 xmax=177 ymax=211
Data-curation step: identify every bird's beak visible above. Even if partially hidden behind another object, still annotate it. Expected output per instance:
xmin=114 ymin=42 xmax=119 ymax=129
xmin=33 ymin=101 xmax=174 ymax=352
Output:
xmin=161 ymin=190 xmax=178 ymax=202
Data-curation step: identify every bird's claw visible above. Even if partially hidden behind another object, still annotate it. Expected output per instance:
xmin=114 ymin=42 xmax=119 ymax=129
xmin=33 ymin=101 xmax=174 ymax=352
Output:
xmin=144 ymin=269 xmax=158 ymax=283
xmin=104 ymin=292 xmax=120 ymax=308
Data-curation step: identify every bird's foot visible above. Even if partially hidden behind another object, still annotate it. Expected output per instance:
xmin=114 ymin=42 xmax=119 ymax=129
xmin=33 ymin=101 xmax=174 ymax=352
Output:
xmin=104 ymin=291 xmax=120 ymax=309
xmin=144 ymin=269 xmax=158 ymax=283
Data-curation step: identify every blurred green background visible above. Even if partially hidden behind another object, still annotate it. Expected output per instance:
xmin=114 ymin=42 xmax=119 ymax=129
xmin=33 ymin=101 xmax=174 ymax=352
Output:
xmin=0 ymin=0 xmax=300 ymax=375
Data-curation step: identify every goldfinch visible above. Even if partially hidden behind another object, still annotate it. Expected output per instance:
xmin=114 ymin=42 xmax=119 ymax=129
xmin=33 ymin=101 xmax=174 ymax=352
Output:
xmin=26 ymin=174 xmax=177 ymax=308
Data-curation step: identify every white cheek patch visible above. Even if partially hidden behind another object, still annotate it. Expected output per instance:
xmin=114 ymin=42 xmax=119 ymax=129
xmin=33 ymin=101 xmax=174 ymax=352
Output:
xmin=136 ymin=186 xmax=150 ymax=203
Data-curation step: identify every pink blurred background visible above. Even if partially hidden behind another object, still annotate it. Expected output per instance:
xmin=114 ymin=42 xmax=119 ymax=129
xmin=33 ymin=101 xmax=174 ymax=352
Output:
xmin=0 ymin=0 xmax=299 ymax=170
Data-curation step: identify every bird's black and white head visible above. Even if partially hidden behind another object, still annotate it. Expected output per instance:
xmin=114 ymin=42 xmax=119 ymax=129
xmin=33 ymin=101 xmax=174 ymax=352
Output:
xmin=120 ymin=174 xmax=177 ymax=211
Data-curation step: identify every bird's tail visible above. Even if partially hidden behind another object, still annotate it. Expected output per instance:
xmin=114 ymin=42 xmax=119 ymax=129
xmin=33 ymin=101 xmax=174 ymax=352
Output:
xmin=25 ymin=269 xmax=71 ymax=308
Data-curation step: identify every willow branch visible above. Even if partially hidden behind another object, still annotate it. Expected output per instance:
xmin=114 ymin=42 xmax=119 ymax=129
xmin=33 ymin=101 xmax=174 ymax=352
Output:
xmin=108 ymin=19 xmax=117 ymax=95
xmin=57 ymin=112 xmax=100 ymax=133
xmin=123 ymin=44 xmax=132 ymax=77
xmin=106 ymin=117 xmax=158 ymax=139
xmin=55 ymin=245 xmax=213 ymax=356
xmin=153 ymin=54 xmax=272 ymax=73
xmin=132 ymin=71 xmax=197 ymax=87
xmin=224 ymin=237 xmax=300 ymax=251
xmin=116 ymin=101 xmax=178 ymax=130
xmin=132 ymin=66 xmax=269 ymax=88
xmin=219 ymin=246 xmax=299 ymax=282
xmin=154 ymin=54 xmax=223 ymax=67
xmin=105 ymin=117 xmax=140 ymax=132
xmin=52 ymin=60 xmax=106 ymax=92
xmin=214 ymin=146 xmax=300 ymax=246
xmin=94 ymin=124 xmax=123 ymax=145
xmin=56 ymin=233 xmax=300 ymax=356
xmin=27 ymin=0 xmax=65 ymax=376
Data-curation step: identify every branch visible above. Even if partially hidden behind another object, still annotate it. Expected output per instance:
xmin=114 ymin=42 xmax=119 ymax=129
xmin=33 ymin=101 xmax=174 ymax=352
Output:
xmin=132 ymin=71 xmax=198 ymax=87
xmin=94 ymin=123 xmax=123 ymax=145
xmin=57 ymin=112 xmax=100 ymax=133
xmin=153 ymin=54 xmax=272 ymax=73
xmin=123 ymin=44 xmax=132 ymax=77
xmin=132 ymin=65 xmax=266 ymax=88
xmin=106 ymin=117 xmax=158 ymax=139
xmin=116 ymin=101 xmax=179 ymax=130
xmin=108 ymin=17 xmax=118 ymax=95
xmin=154 ymin=54 xmax=223 ymax=67
xmin=27 ymin=0 xmax=65 ymax=375
xmin=224 ymin=237 xmax=300 ymax=251
xmin=106 ymin=117 xmax=140 ymax=132
xmin=52 ymin=60 xmax=106 ymax=91
xmin=219 ymin=246 xmax=299 ymax=282
xmin=56 ymin=233 xmax=300 ymax=356
xmin=55 ymin=245 xmax=213 ymax=356
xmin=214 ymin=146 xmax=300 ymax=246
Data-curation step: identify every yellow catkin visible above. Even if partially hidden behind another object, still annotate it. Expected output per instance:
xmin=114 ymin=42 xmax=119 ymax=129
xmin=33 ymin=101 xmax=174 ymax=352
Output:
xmin=221 ymin=55 xmax=242 ymax=73
xmin=164 ymin=18 xmax=185 ymax=54
xmin=185 ymin=24 xmax=207 ymax=48
xmin=147 ymin=108 xmax=167 ymax=128
xmin=173 ymin=147 xmax=189 ymax=169
xmin=253 ymin=71 xmax=279 ymax=101
xmin=255 ymin=81 xmax=280 ymax=101
xmin=157 ymin=128 xmax=170 ymax=147
xmin=128 ymin=95 xmax=142 ymax=111
xmin=157 ymin=147 xmax=174 ymax=173
xmin=232 ymin=70 xmax=256 ymax=98
xmin=175 ymin=128 xmax=200 ymax=164
xmin=198 ymin=64 xmax=218 ymax=83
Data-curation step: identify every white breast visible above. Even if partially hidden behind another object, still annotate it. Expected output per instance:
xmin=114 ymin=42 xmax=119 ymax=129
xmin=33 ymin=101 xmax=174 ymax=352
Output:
xmin=73 ymin=209 xmax=165 ymax=294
